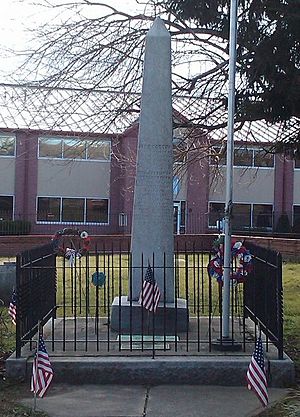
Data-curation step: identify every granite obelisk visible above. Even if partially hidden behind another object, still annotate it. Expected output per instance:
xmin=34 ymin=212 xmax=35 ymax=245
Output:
xmin=110 ymin=18 xmax=188 ymax=333
xmin=130 ymin=17 xmax=174 ymax=302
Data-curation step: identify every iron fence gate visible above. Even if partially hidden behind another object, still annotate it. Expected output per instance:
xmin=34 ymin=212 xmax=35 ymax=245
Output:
xmin=16 ymin=244 xmax=56 ymax=357
xmin=244 ymin=242 xmax=283 ymax=359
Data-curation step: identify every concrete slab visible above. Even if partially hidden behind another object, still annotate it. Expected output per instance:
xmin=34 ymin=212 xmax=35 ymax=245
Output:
xmin=7 ymin=317 xmax=294 ymax=388
xmin=147 ymin=385 xmax=289 ymax=417
xmin=20 ymin=355 xmax=294 ymax=388
xmin=22 ymin=385 xmax=147 ymax=417
xmin=20 ymin=384 xmax=289 ymax=417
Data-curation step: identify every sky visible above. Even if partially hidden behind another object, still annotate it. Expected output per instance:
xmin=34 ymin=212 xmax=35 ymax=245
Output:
xmin=0 ymin=0 xmax=142 ymax=81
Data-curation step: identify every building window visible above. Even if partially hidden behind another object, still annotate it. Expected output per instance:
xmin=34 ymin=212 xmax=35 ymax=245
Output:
xmin=232 ymin=204 xmax=251 ymax=229
xmin=173 ymin=176 xmax=181 ymax=196
xmin=208 ymin=202 xmax=225 ymax=227
xmin=234 ymin=148 xmax=253 ymax=167
xmin=87 ymin=141 xmax=110 ymax=161
xmin=37 ymin=197 xmax=109 ymax=224
xmin=39 ymin=138 xmax=62 ymax=158
xmin=179 ymin=201 xmax=186 ymax=233
xmin=293 ymin=206 xmax=300 ymax=231
xmin=0 ymin=136 xmax=15 ymax=157
xmin=0 ymin=196 xmax=13 ymax=220
xmin=37 ymin=197 xmax=60 ymax=222
xmin=86 ymin=199 xmax=108 ymax=223
xmin=209 ymin=202 xmax=273 ymax=230
xmin=254 ymin=150 xmax=274 ymax=167
xmin=295 ymin=158 xmax=300 ymax=169
xmin=253 ymin=204 xmax=273 ymax=228
xmin=63 ymin=139 xmax=85 ymax=160
xmin=38 ymin=137 xmax=111 ymax=161
xmin=62 ymin=198 xmax=84 ymax=222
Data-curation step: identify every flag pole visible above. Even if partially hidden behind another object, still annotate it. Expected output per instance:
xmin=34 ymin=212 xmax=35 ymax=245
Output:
xmin=33 ymin=320 xmax=41 ymax=411
xmin=213 ymin=0 xmax=241 ymax=351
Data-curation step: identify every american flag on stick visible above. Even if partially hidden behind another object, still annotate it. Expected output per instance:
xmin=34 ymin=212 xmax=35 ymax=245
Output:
xmin=138 ymin=264 xmax=161 ymax=313
xmin=8 ymin=290 xmax=17 ymax=325
xmin=246 ymin=337 xmax=269 ymax=407
xmin=31 ymin=335 xmax=53 ymax=398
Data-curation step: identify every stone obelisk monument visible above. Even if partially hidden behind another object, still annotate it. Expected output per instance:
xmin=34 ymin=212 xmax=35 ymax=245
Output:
xmin=111 ymin=17 xmax=188 ymax=333
xmin=130 ymin=17 xmax=174 ymax=302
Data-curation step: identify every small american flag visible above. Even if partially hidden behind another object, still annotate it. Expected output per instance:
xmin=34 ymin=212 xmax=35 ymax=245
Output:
xmin=138 ymin=265 xmax=161 ymax=313
xmin=8 ymin=290 xmax=17 ymax=325
xmin=246 ymin=337 xmax=269 ymax=407
xmin=31 ymin=335 xmax=53 ymax=398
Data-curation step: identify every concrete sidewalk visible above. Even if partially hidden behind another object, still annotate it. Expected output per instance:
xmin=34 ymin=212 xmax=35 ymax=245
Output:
xmin=21 ymin=384 xmax=289 ymax=417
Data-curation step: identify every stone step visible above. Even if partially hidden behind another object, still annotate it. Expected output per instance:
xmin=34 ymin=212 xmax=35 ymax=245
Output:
xmin=6 ymin=354 xmax=294 ymax=387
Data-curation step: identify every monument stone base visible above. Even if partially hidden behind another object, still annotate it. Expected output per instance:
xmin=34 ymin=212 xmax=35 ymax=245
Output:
xmin=110 ymin=296 xmax=189 ymax=334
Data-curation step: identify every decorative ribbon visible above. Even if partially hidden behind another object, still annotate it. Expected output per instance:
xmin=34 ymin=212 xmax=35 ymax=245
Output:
xmin=51 ymin=228 xmax=91 ymax=262
xmin=207 ymin=236 xmax=252 ymax=284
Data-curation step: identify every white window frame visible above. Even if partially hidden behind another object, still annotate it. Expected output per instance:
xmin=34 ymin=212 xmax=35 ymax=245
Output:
xmin=38 ymin=136 xmax=111 ymax=162
xmin=0 ymin=134 xmax=16 ymax=158
xmin=36 ymin=196 xmax=110 ymax=225
xmin=0 ymin=194 xmax=15 ymax=220
xmin=233 ymin=147 xmax=274 ymax=169
xmin=208 ymin=201 xmax=273 ymax=229
xmin=293 ymin=205 xmax=300 ymax=226
xmin=208 ymin=201 xmax=225 ymax=228
xmin=294 ymin=159 xmax=300 ymax=169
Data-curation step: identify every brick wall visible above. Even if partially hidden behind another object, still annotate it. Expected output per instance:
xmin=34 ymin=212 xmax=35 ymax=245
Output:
xmin=0 ymin=234 xmax=299 ymax=260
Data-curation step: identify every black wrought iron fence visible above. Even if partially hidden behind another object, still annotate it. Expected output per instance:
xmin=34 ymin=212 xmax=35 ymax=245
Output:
xmin=15 ymin=240 xmax=283 ymax=359
xmin=16 ymin=244 xmax=57 ymax=357
xmin=244 ymin=242 xmax=283 ymax=358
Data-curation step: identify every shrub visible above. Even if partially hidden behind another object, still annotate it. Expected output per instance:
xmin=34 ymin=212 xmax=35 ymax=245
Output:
xmin=275 ymin=213 xmax=291 ymax=233
xmin=0 ymin=220 xmax=31 ymax=235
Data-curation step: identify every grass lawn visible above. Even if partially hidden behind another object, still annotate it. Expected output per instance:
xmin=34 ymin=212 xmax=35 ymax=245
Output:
xmin=0 ymin=258 xmax=299 ymax=416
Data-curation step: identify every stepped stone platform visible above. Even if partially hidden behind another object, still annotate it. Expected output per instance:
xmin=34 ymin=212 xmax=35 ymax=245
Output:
xmin=6 ymin=317 xmax=295 ymax=387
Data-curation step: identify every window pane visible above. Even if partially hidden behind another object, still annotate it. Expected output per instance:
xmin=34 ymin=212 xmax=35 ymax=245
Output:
xmin=37 ymin=197 xmax=60 ymax=222
xmin=173 ymin=176 xmax=181 ymax=195
xmin=0 ymin=196 xmax=13 ymax=220
xmin=87 ymin=141 xmax=110 ymax=160
xmin=62 ymin=198 xmax=84 ymax=222
xmin=208 ymin=202 xmax=225 ymax=227
xmin=0 ymin=136 xmax=15 ymax=156
xmin=293 ymin=206 xmax=300 ymax=230
xmin=39 ymin=138 xmax=62 ymax=158
xmin=232 ymin=204 xmax=251 ymax=229
xmin=254 ymin=150 xmax=274 ymax=167
xmin=234 ymin=148 xmax=252 ymax=167
xmin=180 ymin=201 xmax=186 ymax=233
xmin=253 ymin=204 xmax=273 ymax=228
xmin=86 ymin=199 xmax=108 ymax=223
xmin=63 ymin=139 xmax=86 ymax=159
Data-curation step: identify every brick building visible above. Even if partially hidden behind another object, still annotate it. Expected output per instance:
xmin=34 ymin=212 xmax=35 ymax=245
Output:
xmin=0 ymin=84 xmax=299 ymax=236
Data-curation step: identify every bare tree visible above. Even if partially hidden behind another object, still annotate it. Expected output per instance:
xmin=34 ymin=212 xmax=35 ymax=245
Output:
xmin=12 ymin=1 xmax=241 ymax=131
xmin=6 ymin=0 xmax=298 ymax=165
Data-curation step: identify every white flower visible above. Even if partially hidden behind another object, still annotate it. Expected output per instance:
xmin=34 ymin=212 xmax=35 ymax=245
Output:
xmin=80 ymin=230 xmax=89 ymax=239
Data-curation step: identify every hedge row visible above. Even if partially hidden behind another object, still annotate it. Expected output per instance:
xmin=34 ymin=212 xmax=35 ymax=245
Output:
xmin=0 ymin=220 xmax=31 ymax=235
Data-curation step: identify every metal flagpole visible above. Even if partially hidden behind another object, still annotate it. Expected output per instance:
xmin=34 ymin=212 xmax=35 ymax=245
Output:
xmin=33 ymin=320 xmax=40 ymax=411
xmin=214 ymin=0 xmax=242 ymax=350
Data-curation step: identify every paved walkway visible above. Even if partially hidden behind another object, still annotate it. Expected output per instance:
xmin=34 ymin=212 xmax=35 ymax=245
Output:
xmin=21 ymin=384 xmax=289 ymax=417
